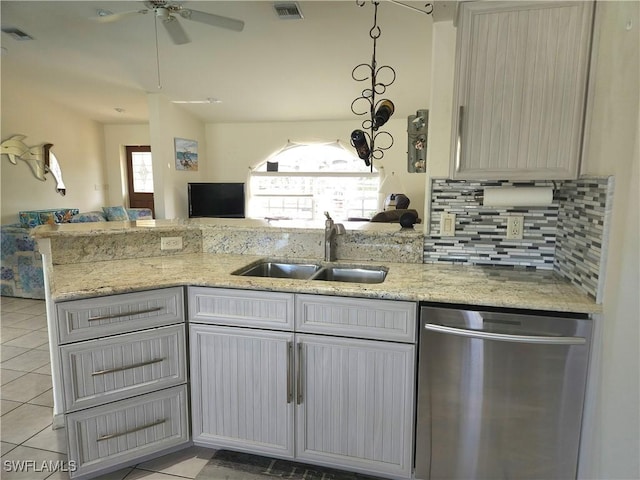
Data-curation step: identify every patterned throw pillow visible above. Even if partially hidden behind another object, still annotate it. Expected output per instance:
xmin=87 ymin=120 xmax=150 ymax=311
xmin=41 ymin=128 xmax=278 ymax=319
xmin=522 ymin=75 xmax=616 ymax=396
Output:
xmin=70 ymin=211 xmax=108 ymax=223
xmin=19 ymin=209 xmax=79 ymax=228
xmin=102 ymin=206 xmax=130 ymax=221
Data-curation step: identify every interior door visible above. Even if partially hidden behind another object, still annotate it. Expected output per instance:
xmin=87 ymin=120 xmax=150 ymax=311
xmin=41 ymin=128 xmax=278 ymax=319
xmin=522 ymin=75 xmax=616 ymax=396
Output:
xmin=126 ymin=146 xmax=155 ymax=216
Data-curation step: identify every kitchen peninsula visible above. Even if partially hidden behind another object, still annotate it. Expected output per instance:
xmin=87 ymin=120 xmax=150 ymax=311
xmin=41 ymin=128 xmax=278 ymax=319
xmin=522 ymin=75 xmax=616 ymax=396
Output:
xmin=34 ymin=218 xmax=597 ymax=312
xmin=32 ymin=219 xmax=599 ymax=480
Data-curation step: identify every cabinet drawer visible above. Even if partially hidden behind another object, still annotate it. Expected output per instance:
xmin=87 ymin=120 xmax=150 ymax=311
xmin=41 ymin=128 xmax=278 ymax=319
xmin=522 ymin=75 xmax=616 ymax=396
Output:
xmin=296 ymin=295 xmax=417 ymax=343
xmin=57 ymin=287 xmax=184 ymax=344
xmin=61 ymin=325 xmax=186 ymax=411
xmin=66 ymin=385 xmax=189 ymax=479
xmin=188 ymin=287 xmax=294 ymax=330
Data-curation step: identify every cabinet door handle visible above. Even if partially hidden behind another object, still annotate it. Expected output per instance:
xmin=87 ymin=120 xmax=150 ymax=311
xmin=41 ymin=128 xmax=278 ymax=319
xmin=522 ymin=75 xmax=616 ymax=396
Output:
xmin=296 ymin=342 xmax=303 ymax=405
xmin=97 ymin=418 xmax=166 ymax=441
xmin=91 ymin=358 xmax=166 ymax=376
xmin=286 ymin=341 xmax=293 ymax=404
xmin=455 ymin=105 xmax=464 ymax=172
xmin=87 ymin=306 xmax=164 ymax=322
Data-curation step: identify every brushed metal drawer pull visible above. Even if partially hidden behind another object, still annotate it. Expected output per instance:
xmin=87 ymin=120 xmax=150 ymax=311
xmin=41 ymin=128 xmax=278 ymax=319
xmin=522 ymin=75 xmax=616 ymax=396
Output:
xmin=296 ymin=342 xmax=303 ymax=405
xmin=455 ymin=105 xmax=464 ymax=172
xmin=87 ymin=306 xmax=164 ymax=322
xmin=286 ymin=341 xmax=293 ymax=404
xmin=97 ymin=418 xmax=167 ymax=441
xmin=91 ymin=358 xmax=166 ymax=376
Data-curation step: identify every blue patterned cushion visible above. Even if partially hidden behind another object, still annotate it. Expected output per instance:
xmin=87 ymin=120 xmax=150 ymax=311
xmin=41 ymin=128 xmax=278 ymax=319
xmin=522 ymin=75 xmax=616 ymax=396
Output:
xmin=71 ymin=211 xmax=108 ymax=223
xmin=19 ymin=209 xmax=79 ymax=228
xmin=126 ymin=208 xmax=153 ymax=220
xmin=102 ymin=206 xmax=129 ymax=221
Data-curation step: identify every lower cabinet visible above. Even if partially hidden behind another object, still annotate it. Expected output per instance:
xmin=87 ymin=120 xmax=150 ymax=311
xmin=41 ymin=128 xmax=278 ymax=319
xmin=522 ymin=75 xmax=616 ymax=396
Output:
xmin=189 ymin=288 xmax=417 ymax=480
xmin=55 ymin=287 xmax=189 ymax=479
xmin=66 ymin=385 xmax=189 ymax=479
xmin=295 ymin=334 xmax=415 ymax=478
xmin=190 ymin=325 xmax=295 ymax=458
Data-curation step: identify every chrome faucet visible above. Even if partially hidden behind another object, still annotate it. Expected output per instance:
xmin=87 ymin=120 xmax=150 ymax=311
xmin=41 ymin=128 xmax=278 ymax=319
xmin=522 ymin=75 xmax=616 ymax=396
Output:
xmin=324 ymin=212 xmax=345 ymax=261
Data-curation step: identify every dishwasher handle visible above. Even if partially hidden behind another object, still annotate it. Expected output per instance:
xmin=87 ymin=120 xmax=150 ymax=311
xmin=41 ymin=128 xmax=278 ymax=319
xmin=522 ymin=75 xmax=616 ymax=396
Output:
xmin=424 ymin=323 xmax=586 ymax=345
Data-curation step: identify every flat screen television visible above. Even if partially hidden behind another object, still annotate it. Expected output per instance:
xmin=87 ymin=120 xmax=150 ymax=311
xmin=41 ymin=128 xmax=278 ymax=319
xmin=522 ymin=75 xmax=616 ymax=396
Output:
xmin=188 ymin=182 xmax=245 ymax=218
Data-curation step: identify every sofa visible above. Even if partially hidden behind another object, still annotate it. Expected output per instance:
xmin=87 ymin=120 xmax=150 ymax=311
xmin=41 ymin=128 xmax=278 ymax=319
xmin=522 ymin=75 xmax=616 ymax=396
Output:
xmin=1 ymin=207 xmax=152 ymax=299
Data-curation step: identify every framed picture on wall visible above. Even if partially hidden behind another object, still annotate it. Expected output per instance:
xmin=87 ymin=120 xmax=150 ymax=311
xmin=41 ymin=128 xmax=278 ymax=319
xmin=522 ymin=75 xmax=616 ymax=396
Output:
xmin=174 ymin=138 xmax=198 ymax=171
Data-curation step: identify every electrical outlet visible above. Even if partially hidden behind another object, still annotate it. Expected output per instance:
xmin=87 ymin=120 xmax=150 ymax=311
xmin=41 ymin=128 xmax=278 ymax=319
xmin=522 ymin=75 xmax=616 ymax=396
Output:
xmin=161 ymin=236 xmax=183 ymax=250
xmin=506 ymin=216 xmax=524 ymax=240
xmin=440 ymin=213 xmax=456 ymax=236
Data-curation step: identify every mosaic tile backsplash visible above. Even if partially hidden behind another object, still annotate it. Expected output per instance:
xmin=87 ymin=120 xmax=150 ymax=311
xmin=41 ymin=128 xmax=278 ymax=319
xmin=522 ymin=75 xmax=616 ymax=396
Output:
xmin=424 ymin=177 xmax=613 ymax=299
xmin=554 ymin=177 xmax=614 ymax=302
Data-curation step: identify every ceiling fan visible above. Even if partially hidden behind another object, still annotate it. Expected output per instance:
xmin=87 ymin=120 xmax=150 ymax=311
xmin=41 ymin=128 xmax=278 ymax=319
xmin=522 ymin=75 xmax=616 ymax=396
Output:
xmin=92 ymin=1 xmax=244 ymax=45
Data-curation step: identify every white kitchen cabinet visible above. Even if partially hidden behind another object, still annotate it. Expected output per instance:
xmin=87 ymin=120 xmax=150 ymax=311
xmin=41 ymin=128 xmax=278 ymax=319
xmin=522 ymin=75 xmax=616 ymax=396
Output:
xmin=295 ymin=334 xmax=415 ymax=478
xmin=296 ymin=294 xmax=417 ymax=343
xmin=188 ymin=286 xmax=294 ymax=330
xmin=66 ymin=385 xmax=189 ymax=479
xmin=188 ymin=287 xmax=417 ymax=480
xmin=55 ymin=288 xmax=189 ymax=479
xmin=190 ymin=324 xmax=295 ymax=458
xmin=60 ymin=324 xmax=186 ymax=411
xmin=57 ymin=287 xmax=185 ymax=343
xmin=451 ymin=1 xmax=594 ymax=180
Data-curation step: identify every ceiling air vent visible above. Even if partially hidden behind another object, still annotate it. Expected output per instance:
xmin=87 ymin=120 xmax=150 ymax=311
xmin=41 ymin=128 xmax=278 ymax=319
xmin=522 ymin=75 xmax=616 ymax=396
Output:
xmin=274 ymin=2 xmax=303 ymax=20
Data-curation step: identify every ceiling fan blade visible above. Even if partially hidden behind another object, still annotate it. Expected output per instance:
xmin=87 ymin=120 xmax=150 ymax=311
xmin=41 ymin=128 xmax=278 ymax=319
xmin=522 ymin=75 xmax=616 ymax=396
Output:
xmin=163 ymin=16 xmax=190 ymax=45
xmin=90 ymin=9 xmax=148 ymax=23
xmin=179 ymin=9 xmax=244 ymax=32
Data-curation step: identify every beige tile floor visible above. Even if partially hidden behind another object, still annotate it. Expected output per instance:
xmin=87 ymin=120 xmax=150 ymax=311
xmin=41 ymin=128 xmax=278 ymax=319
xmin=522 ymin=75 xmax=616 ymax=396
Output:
xmin=2 ymin=296 xmax=367 ymax=480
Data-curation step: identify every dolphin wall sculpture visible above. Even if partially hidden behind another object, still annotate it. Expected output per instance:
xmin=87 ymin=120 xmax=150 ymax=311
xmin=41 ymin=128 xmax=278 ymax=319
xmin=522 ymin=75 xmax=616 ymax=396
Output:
xmin=1 ymin=134 xmax=66 ymax=195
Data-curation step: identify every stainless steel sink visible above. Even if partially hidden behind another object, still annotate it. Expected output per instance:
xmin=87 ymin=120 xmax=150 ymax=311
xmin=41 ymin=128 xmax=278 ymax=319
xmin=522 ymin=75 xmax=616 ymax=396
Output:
xmin=310 ymin=265 xmax=388 ymax=284
xmin=233 ymin=260 xmax=387 ymax=283
xmin=232 ymin=261 xmax=322 ymax=279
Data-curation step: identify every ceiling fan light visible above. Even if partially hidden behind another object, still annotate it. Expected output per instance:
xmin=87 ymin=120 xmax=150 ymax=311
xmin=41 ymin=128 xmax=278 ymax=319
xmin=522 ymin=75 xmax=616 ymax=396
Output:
xmin=155 ymin=7 xmax=170 ymax=21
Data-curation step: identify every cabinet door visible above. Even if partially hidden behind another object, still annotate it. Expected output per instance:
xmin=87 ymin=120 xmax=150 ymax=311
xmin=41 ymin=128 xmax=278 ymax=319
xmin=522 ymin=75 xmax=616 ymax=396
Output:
xmin=190 ymin=324 xmax=295 ymax=458
xmin=452 ymin=1 xmax=594 ymax=180
xmin=295 ymin=334 xmax=415 ymax=479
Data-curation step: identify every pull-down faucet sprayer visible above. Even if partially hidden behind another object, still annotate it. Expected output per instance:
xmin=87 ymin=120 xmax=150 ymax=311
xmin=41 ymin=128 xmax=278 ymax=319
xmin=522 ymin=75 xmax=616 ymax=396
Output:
xmin=324 ymin=212 xmax=345 ymax=261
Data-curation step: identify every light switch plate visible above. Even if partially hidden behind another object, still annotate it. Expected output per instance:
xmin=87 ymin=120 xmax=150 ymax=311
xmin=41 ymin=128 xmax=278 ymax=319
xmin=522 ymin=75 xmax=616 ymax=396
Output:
xmin=440 ymin=213 xmax=456 ymax=236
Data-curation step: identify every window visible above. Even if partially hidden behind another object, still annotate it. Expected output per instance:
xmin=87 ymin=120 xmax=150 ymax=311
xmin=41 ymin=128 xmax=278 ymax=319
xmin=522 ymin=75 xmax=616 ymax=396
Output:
xmin=248 ymin=142 xmax=379 ymax=221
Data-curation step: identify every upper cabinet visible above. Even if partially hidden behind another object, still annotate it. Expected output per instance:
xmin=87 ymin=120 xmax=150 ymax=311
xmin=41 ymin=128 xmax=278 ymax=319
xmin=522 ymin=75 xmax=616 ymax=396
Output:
xmin=451 ymin=1 xmax=594 ymax=180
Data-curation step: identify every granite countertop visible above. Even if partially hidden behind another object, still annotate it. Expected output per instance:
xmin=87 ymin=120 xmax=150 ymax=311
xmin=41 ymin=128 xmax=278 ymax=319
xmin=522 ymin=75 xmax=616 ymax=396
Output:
xmin=48 ymin=253 xmax=601 ymax=314
xmin=32 ymin=218 xmax=423 ymax=237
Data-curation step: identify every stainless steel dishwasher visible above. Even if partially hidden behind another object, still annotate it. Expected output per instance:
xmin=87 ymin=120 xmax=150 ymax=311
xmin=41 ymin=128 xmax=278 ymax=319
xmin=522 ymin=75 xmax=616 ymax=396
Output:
xmin=415 ymin=304 xmax=592 ymax=480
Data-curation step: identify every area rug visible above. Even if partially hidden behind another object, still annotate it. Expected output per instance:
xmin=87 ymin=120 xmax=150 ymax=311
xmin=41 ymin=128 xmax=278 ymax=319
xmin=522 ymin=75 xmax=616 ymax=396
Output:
xmin=196 ymin=449 xmax=386 ymax=480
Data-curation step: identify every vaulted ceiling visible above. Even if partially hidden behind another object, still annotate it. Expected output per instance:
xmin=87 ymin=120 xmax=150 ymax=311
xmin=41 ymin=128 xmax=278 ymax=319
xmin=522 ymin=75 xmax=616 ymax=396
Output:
xmin=1 ymin=1 xmax=434 ymax=124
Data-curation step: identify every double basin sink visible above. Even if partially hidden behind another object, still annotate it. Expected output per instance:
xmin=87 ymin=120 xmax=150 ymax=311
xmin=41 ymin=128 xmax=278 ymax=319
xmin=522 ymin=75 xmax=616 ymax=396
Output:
xmin=232 ymin=260 xmax=388 ymax=284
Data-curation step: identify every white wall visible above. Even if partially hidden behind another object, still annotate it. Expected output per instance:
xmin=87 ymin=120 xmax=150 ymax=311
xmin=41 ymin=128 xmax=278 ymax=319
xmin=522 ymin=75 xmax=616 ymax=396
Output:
xmin=580 ymin=2 xmax=640 ymax=477
xmin=1 ymin=81 xmax=107 ymax=224
xmin=205 ymin=118 xmax=427 ymax=219
xmin=147 ymin=94 xmax=208 ymax=219
xmin=102 ymin=124 xmax=150 ymax=207
xmin=423 ymin=20 xmax=457 ymax=231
